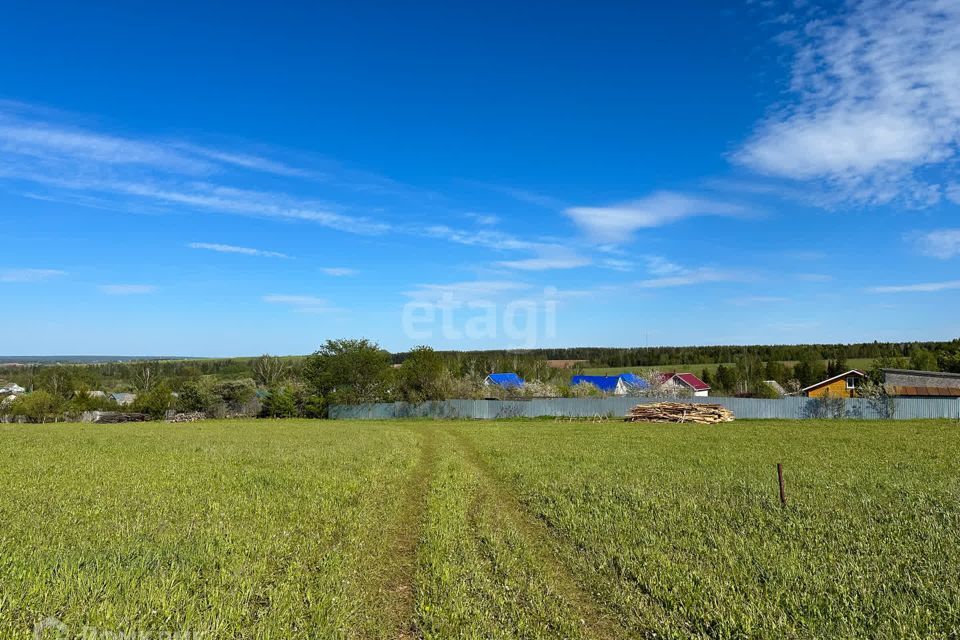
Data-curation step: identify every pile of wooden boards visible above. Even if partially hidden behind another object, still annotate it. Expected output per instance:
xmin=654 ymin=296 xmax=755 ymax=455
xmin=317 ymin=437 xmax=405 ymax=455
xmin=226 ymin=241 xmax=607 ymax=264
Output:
xmin=93 ymin=412 xmax=150 ymax=424
xmin=625 ymin=402 xmax=734 ymax=424
xmin=167 ymin=412 xmax=205 ymax=423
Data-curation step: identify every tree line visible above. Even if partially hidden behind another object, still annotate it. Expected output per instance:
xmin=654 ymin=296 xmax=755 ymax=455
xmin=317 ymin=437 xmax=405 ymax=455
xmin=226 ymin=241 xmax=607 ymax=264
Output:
xmin=2 ymin=338 xmax=958 ymax=422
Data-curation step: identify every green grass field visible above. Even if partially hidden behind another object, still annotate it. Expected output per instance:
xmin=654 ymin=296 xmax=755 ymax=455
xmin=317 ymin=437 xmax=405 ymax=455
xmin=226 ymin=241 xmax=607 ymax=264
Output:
xmin=583 ymin=357 xmax=878 ymax=377
xmin=2 ymin=419 xmax=958 ymax=639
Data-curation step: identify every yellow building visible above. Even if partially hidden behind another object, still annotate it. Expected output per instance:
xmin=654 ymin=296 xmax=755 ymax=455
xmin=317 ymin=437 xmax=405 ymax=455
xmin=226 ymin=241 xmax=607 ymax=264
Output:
xmin=802 ymin=370 xmax=867 ymax=398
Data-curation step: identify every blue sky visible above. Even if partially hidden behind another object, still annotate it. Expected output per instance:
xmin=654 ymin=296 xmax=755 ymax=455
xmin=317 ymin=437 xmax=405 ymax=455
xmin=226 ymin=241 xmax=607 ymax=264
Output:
xmin=1 ymin=0 xmax=959 ymax=356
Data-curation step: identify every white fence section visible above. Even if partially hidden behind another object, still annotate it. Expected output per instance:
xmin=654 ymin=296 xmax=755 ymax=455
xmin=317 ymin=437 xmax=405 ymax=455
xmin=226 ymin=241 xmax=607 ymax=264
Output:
xmin=329 ymin=396 xmax=960 ymax=420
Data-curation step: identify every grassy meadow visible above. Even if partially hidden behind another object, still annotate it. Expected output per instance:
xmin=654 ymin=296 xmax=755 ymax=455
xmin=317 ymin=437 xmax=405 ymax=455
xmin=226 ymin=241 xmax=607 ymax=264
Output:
xmin=1 ymin=419 xmax=958 ymax=638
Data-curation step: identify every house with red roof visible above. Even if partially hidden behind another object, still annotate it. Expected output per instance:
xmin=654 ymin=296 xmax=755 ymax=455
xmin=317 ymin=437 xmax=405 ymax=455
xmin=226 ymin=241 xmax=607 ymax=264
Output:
xmin=657 ymin=372 xmax=711 ymax=397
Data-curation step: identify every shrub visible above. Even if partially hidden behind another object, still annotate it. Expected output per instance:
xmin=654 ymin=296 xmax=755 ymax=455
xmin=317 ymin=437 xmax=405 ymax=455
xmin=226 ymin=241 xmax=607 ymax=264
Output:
xmin=131 ymin=384 xmax=176 ymax=420
xmin=211 ymin=379 xmax=258 ymax=415
xmin=260 ymin=386 xmax=297 ymax=418
xmin=7 ymin=391 xmax=67 ymax=423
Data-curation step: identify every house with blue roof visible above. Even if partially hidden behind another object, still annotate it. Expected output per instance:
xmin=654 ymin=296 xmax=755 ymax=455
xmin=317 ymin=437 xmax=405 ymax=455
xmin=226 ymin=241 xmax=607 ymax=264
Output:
xmin=571 ymin=373 xmax=648 ymax=396
xmin=484 ymin=373 xmax=524 ymax=389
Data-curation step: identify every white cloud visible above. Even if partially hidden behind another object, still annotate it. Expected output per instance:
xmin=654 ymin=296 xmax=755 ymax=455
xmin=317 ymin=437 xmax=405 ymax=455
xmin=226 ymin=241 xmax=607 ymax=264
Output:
xmin=495 ymin=245 xmax=590 ymax=271
xmin=0 ymin=104 xmax=392 ymax=236
xmin=0 ymin=268 xmax=65 ymax=283
xmin=424 ymin=225 xmax=538 ymax=251
xmin=729 ymin=295 xmax=790 ymax=306
xmin=172 ymin=144 xmax=312 ymax=178
xmin=796 ymin=273 xmax=834 ymax=282
xmin=496 ymin=256 xmax=590 ymax=271
xmin=565 ymin=192 xmax=746 ymax=242
xmin=0 ymin=121 xmax=212 ymax=174
xmin=465 ymin=212 xmax=500 ymax=226
xmin=735 ymin=0 xmax=960 ymax=203
xmin=601 ymin=258 xmax=633 ymax=272
xmin=262 ymin=294 xmax=334 ymax=313
xmin=403 ymin=281 xmax=531 ymax=305
xmin=99 ymin=284 xmax=156 ymax=295
xmin=320 ymin=267 xmax=357 ymax=276
xmin=188 ymin=242 xmax=289 ymax=258
xmin=635 ymin=256 xmax=743 ymax=288
xmin=426 ymin=224 xmax=590 ymax=271
xmin=868 ymin=280 xmax=960 ymax=293
xmin=636 ymin=268 xmax=738 ymax=289
xmin=910 ymin=229 xmax=960 ymax=259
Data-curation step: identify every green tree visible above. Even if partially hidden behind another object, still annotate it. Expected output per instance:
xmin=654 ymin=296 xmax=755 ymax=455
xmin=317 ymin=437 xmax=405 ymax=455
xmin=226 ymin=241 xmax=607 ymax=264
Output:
xmin=793 ymin=351 xmax=827 ymax=387
xmin=212 ymin=379 xmax=258 ymax=414
xmin=397 ymin=346 xmax=448 ymax=402
xmin=253 ymin=354 xmax=289 ymax=387
xmin=868 ymin=353 xmax=910 ymax=383
xmin=260 ymin=386 xmax=297 ymax=418
xmin=34 ymin=366 xmax=78 ymax=399
xmin=909 ymin=348 xmax=938 ymax=372
xmin=9 ymin=391 xmax=67 ymax=423
xmin=177 ymin=380 xmax=217 ymax=413
xmin=131 ymin=384 xmax=175 ymax=419
xmin=939 ymin=351 xmax=960 ymax=373
xmin=301 ymin=339 xmax=393 ymax=404
xmin=763 ymin=360 xmax=788 ymax=383
xmin=715 ymin=364 xmax=737 ymax=393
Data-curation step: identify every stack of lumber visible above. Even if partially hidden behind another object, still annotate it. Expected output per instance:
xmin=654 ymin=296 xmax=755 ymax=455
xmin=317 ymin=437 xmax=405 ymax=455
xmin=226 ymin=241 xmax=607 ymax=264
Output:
xmin=167 ymin=412 xmax=205 ymax=423
xmin=93 ymin=412 xmax=150 ymax=424
xmin=625 ymin=402 xmax=734 ymax=424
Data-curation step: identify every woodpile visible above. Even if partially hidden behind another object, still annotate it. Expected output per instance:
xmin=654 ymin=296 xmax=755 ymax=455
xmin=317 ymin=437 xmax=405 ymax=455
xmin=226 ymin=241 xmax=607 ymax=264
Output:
xmin=625 ymin=402 xmax=734 ymax=424
xmin=93 ymin=412 xmax=150 ymax=424
xmin=167 ymin=412 xmax=206 ymax=423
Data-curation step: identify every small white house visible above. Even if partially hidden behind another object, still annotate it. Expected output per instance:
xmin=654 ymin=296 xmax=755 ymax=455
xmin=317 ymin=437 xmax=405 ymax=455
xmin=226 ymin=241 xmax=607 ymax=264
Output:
xmin=0 ymin=383 xmax=25 ymax=394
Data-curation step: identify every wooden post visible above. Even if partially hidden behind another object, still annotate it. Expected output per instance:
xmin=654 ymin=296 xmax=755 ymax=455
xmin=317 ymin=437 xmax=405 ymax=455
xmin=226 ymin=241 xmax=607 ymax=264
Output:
xmin=777 ymin=463 xmax=786 ymax=505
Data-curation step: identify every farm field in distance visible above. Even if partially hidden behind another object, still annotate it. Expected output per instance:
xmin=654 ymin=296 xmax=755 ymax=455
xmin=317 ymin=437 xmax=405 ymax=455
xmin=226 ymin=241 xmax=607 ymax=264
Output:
xmin=2 ymin=419 xmax=958 ymax=639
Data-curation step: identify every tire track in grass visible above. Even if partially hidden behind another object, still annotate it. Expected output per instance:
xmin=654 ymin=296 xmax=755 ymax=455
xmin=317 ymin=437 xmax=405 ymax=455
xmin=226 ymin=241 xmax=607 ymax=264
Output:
xmin=375 ymin=427 xmax=437 ymax=639
xmin=446 ymin=426 xmax=629 ymax=640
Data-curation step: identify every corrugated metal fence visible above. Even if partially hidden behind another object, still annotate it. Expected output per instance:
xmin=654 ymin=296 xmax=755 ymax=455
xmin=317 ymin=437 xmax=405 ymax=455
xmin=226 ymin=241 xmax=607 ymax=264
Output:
xmin=330 ymin=396 xmax=960 ymax=420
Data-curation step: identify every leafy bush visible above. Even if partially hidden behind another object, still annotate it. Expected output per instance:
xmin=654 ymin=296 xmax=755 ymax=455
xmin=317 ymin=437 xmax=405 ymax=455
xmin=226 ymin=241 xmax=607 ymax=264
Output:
xmin=177 ymin=381 xmax=217 ymax=413
xmin=131 ymin=384 xmax=175 ymax=419
xmin=302 ymin=339 xmax=393 ymax=404
xmin=6 ymin=391 xmax=67 ymax=423
xmin=260 ymin=386 xmax=297 ymax=418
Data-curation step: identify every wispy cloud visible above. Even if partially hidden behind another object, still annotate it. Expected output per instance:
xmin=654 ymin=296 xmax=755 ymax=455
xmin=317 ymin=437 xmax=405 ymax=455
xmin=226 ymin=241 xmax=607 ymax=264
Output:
xmin=729 ymin=295 xmax=789 ymax=306
xmin=424 ymin=225 xmax=538 ymax=251
xmin=909 ymin=229 xmax=960 ymax=259
xmin=403 ymin=280 xmax=531 ymax=305
xmin=796 ymin=273 xmax=834 ymax=282
xmin=735 ymin=0 xmax=960 ymax=204
xmin=99 ymin=284 xmax=156 ymax=295
xmin=565 ymin=191 xmax=746 ymax=242
xmin=464 ymin=212 xmax=500 ymax=226
xmin=495 ymin=245 xmax=590 ymax=271
xmin=0 ymin=120 xmax=212 ymax=174
xmin=320 ymin=267 xmax=357 ymax=276
xmin=172 ymin=144 xmax=313 ymax=178
xmin=262 ymin=294 xmax=334 ymax=313
xmin=425 ymin=224 xmax=590 ymax=271
xmin=635 ymin=256 xmax=743 ymax=288
xmin=868 ymin=280 xmax=960 ymax=293
xmin=0 ymin=104 xmax=392 ymax=236
xmin=188 ymin=242 xmax=289 ymax=258
xmin=0 ymin=268 xmax=66 ymax=283
xmin=466 ymin=181 xmax=566 ymax=209
xmin=601 ymin=258 xmax=633 ymax=272
xmin=636 ymin=268 xmax=739 ymax=289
